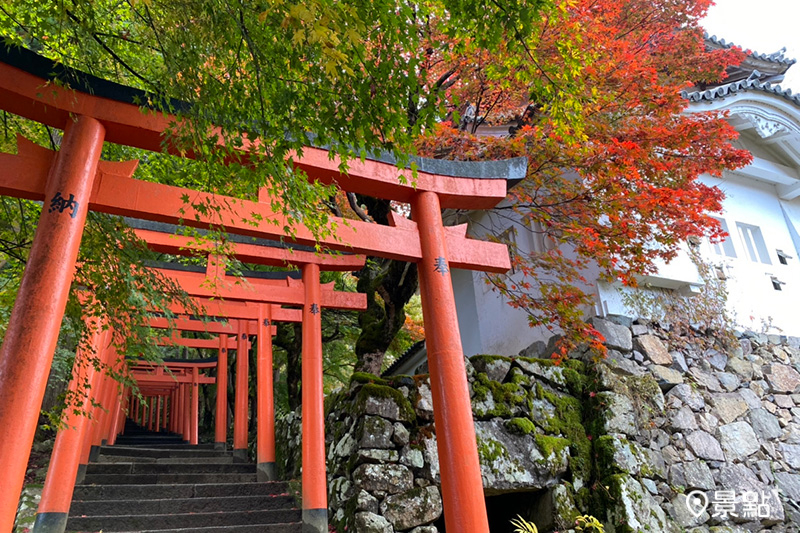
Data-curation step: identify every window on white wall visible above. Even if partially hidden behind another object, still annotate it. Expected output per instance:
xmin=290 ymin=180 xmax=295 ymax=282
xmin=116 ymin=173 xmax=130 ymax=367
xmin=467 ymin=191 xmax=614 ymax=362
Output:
xmin=498 ymin=227 xmax=518 ymax=274
xmin=529 ymin=221 xmax=556 ymax=253
xmin=736 ymin=222 xmax=771 ymax=264
xmin=710 ymin=218 xmax=737 ymax=258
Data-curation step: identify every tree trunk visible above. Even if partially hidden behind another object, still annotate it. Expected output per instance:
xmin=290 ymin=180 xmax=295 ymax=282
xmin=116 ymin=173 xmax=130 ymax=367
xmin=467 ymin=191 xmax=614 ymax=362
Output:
xmin=352 ymin=196 xmax=420 ymax=375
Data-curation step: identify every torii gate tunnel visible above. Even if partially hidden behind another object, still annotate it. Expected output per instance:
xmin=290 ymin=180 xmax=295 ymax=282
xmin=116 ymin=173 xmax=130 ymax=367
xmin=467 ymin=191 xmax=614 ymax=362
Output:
xmin=0 ymin=45 xmax=526 ymax=532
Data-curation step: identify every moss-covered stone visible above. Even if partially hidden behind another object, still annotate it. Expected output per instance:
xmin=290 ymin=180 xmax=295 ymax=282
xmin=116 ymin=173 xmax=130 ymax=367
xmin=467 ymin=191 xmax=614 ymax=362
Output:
xmin=594 ymin=435 xmax=618 ymax=477
xmin=471 ymin=372 xmax=527 ymax=419
xmin=324 ymin=390 xmax=348 ymax=418
xmin=354 ymin=383 xmax=416 ymax=423
xmin=470 ymin=354 xmax=513 ymax=369
xmin=552 ymin=483 xmax=581 ymax=529
xmin=505 ymin=417 xmax=537 ymax=435
xmin=477 ymin=435 xmax=509 ymax=464
xmin=533 ymin=383 xmax=593 ymax=483
xmin=515 ymin=357 xmax=589 ymax=396
xmin=534 ymin=435 xmax=570 ymax=459
xmin=350 ymin=372 xmax=389 ymax=386
xmin=507 ymin=366 xmax=530 ymax=386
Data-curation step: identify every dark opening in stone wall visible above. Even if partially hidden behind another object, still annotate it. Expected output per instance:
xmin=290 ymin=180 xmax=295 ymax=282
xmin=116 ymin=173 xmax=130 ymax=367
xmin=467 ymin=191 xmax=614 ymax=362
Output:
xmin=436 ymin=490 xmax=547 ymax=533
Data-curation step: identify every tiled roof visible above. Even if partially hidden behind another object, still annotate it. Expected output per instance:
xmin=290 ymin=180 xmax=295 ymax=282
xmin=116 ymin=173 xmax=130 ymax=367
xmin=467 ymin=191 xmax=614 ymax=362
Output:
xmin=705 ymin=33 xmax=797 ymax=66
xmin=683 ymin=74 xmax=800 ymax=107
xmin=381 ymin=340 xmax=425 ymax=377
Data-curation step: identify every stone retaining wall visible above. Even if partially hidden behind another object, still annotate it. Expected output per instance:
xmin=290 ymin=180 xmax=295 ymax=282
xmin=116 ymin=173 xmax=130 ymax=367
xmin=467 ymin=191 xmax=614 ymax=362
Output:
xmin=277 ymin=317 xmax=800 ymax=532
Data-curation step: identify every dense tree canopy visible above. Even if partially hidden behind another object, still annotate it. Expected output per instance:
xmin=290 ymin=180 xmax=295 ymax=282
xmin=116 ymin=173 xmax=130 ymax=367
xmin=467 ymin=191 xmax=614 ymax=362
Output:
xmin=414 ymin=0 xmax=752 ymax=358
xmin=0 ymin=0 xmax=754 ymax=387
xmin=0 ymin=0 xmax=544 ymax=406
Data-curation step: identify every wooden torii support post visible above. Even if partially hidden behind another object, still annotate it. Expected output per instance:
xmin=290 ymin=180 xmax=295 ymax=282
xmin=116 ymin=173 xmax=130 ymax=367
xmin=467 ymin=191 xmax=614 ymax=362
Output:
xmin=35 ymin=325 xmax=111 ymax=533
xmin=0 ymin=45 xmax=524 ymax=533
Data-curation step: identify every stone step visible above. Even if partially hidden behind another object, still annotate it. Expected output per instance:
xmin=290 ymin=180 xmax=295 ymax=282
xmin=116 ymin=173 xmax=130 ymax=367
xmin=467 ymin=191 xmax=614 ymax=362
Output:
xmin=73 ymin=482 xmax=290 ymax=501
xmin=81 ymin=472 xmax=257 ymax=485
xmin=114 ymin=433 xmax=185 ymax=441
xmin=98 ymin=455 xmax=234 ymax=464
xmin=124 ymin=523 xmax=302 ymax=533
xmin=99 ymin=445 xmax=230 ymax=458
xmin=86 ymin=462 xmax=254 ymax=475
xmin=111 ymin=439 xmax=208 ymax=447
xmin=70 ymin=494 xmax=296 ymax=515
xmin=66 ymin=508 xmax=301 ymax=532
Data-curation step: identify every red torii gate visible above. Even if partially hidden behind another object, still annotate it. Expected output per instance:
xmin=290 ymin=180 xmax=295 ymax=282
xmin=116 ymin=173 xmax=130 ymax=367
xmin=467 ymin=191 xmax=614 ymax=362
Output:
xmin=141 ymin=235 xmax=368 ymax=472
xmin=0 ymin=45 xmax=524 ymax=533
xmin=128 ymin=358 xmax=220 ymax=445
xmin=146 ymin=267 xmax=366 ymax=470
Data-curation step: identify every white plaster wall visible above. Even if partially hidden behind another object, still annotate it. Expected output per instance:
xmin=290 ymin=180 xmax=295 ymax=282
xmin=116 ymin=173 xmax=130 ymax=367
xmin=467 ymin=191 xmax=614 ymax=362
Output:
xmin=696 ymin=173 xmax=800 ymax=333
xmin=453 ymin=268 xmax=553 ymax=357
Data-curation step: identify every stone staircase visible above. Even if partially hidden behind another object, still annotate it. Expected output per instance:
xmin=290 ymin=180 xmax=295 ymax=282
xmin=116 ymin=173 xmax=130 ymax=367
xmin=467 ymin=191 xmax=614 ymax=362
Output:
xmin=66 ymin=421 xmax=302 ymax=532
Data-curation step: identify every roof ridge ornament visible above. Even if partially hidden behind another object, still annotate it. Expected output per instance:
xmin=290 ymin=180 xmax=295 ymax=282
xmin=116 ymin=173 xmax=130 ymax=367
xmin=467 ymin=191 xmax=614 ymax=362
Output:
xmin=739 ymin=111 xmax=789 ymax=139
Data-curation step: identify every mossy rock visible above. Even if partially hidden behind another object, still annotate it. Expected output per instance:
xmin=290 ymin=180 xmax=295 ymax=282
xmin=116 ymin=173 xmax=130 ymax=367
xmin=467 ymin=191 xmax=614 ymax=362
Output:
xmin=470 ymin=355 xmax=513 ymax=382
xmin=534 ymin=435 xmax=570 ymax=460
xmin=324 ymin=390 xmax=349 ymax=418
xmin=477 ymin=435 xmax=510 ymax=464
xmin=515 ymin=357 xmax=589 ymax=396
xmin=350 ymin=371 xmax=389 ymax=386
xmin=353 ymin=383 xmax=416 ymax=423
xmin=471 ymin=372 xmax=527 ymax=419
xmin=505 ymin=417 xmax=537 ymax=435
xmin=595 ymin=474 xmax=675 ymax=533
xmin=533 ymin=383 xmax=592 ymax=483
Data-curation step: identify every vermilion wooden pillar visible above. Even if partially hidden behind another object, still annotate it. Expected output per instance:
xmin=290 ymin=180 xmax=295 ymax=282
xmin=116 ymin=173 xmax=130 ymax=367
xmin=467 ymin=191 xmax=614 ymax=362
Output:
xmin=0 ymin=115 xmax=105 ymax=530
xmin=118 ymin=389 xmax=130 ymax=436
xmin=257 ymin=304 xmax=276 ymax=481
xmin=155 ymin=396 xmax=162 ymax=434
xmin=106 ymin=386 xmax=125 ymax=446
xmin=182 ymin=385 xmax=191 ymax=442
xmin=134 ymin=396 xmax=140 ymax=426
xmin=148 ymin=396 xmax=156 ymax=431
xmin=77 ymin=343 xmax=115 ymax=483
xmin=233 ymin=320 xmax=249 ymax=462
xmin=100 ymin=355 xmax=123 ymax=445
xmin=215 ymin=336 xmax=228 ymax=449
xmin=301 ymin=263 xmax=326 ymax=533
xmin=88 ymin=348 xmax=118 ymax=462
xmin=190 ymin=368 xmax=199 ymax=445
xmin=170 ymin=390 xmax=177 ymax=433
xmin=112 ymin=387 xmax=129 ymax=441
xmin=413 ymin=191 xmax=489 ymax=533
xmin=177 ymin=386 xmax=185 ymax=441
xmin=161 ymin=393 xmax=168 ymax=431
xmin=33 ymin=326 xmax=108 ymax=533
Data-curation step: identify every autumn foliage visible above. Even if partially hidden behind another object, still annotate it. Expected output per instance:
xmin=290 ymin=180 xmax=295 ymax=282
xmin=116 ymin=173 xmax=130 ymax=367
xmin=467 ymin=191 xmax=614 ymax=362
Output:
xmin=415 ymin=0 xmax=752 ymax=359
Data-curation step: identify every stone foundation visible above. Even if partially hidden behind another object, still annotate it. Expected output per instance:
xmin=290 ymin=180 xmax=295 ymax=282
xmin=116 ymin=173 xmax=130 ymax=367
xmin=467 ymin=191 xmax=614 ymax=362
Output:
xmin=277 ymin=318 xmax=800 ymax=532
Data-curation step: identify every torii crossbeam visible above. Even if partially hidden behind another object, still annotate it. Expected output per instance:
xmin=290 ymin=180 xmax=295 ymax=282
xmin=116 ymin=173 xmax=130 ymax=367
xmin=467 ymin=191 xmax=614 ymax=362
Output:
xmin=0 ymin=45 xmax=525 ymax=533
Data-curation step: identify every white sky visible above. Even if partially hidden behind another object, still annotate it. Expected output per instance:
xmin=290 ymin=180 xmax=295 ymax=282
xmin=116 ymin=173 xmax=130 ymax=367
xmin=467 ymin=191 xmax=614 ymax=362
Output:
xmin=702 ymin=0 xmax=800 ymax=91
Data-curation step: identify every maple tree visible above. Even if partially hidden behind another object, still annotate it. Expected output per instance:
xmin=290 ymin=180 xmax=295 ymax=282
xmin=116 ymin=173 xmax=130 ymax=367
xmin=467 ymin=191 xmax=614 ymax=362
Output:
xmin=414 ymin=0 xmax=753 ymax=359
